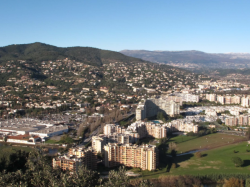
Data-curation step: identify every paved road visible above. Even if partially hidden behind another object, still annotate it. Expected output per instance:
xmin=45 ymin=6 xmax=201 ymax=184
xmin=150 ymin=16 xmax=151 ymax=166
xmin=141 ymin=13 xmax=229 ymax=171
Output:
xmin=80 ymin=126 xmax=101 ymax=146
xmin=79 ymin=112 xmax=135 ymax=146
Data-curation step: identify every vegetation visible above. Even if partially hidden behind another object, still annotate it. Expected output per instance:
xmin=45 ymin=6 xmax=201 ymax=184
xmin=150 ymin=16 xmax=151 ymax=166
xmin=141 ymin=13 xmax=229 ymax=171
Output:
xmin=246 ymin=127 xmax=250 ymax=140
xmin=231 ymin=157 xmax=243 ymax=167
xmin=194 ymin=151 xmax=202 ymax=158
xmin=0 ymin=42 xmax=147 ymax=67
xmin=0 ymin=149 xmax=155 ymax=187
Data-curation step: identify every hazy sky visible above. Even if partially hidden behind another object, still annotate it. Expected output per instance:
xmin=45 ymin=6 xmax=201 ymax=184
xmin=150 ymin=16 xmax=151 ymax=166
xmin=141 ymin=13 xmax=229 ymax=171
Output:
xmin=1 ymin=0 xmax=250 ymax=53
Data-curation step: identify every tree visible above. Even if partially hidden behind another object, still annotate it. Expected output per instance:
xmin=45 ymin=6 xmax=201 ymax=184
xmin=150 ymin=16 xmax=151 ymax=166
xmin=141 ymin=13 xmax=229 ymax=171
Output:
xmin=0 ymin=150 xmax=100 ymax=186
xmin=246 ymin=127 xmax=250 ymax=140
xmin=231 ymin=157 xmax=243 ymax=167
xmin=168 ymin=142 xmax=177 ymax=151
xmin=216 ymin=118 xmax=222 ymax=124
xmin=101 ymin=166 xmax=130 ymax=187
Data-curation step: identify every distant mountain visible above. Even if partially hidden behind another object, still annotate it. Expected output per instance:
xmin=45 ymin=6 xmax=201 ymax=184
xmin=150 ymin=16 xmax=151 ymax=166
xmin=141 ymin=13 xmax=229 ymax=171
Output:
xmin=0 ymin=42 xmax=146 ymax=66
xmin=120 ymin=50 xmax=250 ymax=69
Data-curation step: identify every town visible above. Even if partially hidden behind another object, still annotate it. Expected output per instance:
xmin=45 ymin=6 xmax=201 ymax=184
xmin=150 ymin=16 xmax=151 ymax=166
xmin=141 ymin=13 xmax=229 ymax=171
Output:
xmin=1 ymin=56 xmax=250 ymax=175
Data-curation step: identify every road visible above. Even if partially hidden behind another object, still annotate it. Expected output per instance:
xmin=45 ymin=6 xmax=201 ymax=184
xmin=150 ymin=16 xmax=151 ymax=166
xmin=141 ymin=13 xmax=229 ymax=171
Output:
xmin=80 ymin=126 xmax=101 ymax=146
xmin=80 ymin=112 xmax=135 ymax=146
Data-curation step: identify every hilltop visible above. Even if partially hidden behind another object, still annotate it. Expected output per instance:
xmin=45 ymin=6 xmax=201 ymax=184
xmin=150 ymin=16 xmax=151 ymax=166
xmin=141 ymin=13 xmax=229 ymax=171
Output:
xmin=0 ymin=42 xmax=146 ymax=66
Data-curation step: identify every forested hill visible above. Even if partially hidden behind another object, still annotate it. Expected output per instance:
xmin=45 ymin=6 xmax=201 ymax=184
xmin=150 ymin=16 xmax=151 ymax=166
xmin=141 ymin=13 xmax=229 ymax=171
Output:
xmin=0 ymin=42 xmax=146 ymax=66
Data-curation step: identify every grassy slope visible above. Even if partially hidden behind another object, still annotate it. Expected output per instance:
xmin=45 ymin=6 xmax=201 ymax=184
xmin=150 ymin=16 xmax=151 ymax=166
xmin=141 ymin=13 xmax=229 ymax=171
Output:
xmin=170 ymin=133 xmax=245 ymax=154
xmin=134 ymin=133 xmax=248 ymax=179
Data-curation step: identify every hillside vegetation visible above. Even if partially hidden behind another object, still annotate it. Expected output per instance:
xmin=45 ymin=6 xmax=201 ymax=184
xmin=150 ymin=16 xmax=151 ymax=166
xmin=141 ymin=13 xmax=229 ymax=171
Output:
xmin=0 ymin=42 xmax=146 ymax=66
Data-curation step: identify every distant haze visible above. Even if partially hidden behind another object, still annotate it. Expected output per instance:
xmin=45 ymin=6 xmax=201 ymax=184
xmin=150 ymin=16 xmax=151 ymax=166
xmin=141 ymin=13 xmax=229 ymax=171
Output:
xmin=120 ymin=50 xmax=250 ymax=69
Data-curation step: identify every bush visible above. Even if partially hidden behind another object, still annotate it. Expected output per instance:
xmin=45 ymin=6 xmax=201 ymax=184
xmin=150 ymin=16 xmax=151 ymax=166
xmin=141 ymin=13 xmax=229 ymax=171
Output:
xmin=195 ymin=152 xmax=202 ymax=158
xmin=231 ymin=157 xmax=243 ymax=167
xmin=245 ymin=178 xmax=250 ymax=187
xmin=223 ymin=177 xmax=244 ymax=187
xmin=172 ymin=163 xmax=177 ymax=169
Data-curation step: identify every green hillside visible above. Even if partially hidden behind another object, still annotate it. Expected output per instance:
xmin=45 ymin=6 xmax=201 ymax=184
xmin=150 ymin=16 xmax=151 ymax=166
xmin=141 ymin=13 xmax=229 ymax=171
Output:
xmin=0 ymin=42 xmax=146 ymax=66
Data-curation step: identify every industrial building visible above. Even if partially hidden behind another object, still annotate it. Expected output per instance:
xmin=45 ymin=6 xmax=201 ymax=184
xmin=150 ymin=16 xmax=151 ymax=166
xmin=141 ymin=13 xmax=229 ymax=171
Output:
xmin=0 ymin=118 xmax=68 ymax=138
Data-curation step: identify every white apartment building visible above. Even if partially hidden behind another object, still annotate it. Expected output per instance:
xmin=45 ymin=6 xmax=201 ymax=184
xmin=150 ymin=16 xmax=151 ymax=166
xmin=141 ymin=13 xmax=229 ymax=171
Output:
xmin=217 ymin=95 xmax=225 ymax=105
xmin=241 ymin=97 xmax=249 ymax=107
xmin=206 ymin=94 xmax=217 ymax=102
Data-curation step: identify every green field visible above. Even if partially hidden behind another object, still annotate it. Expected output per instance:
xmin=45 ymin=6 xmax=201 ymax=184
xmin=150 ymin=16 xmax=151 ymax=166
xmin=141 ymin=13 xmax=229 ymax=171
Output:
xmin=170 ymin=133 xmax=246 ymax=154
xmin=133 ymin=133 xmax=250 ymax=179
xmin=45 ymin=139 xmax=61 ymax=144
xmin=0 ymin=144 xmax=33 ymax=152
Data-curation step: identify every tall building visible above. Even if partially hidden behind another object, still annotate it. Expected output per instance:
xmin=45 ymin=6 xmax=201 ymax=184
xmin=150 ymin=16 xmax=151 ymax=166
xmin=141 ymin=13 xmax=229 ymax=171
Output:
xmin=136 ymin=96 xmax=180 ymax=120
xmin=231 ymin=96 xmax=241 ymax=104
xmin=175 ymin=93 xmax=199 ymax=103
xmin=103 ymin=124 xmax=125 ymax=135
xmin=92 ymin=133 xmax=138 ymax=153
xmin=127 ymin=122 xmax=167 ymax=139
xmin=104 ymin=143 xmax=158 ymax=171
xmin=68 ymin=147 xmax=97 ymax=170
xmin=225 ymin=96 xmax=232 ymax=105
xmin=241 ymin=97 xmax=249 ymax=107
xmin=206 ymin=94 xmax=216 ymax=102
xmin=217 ymin=95 xmax=225 ymax=105
xmin=92 ymin=135 xmax=105 ymax=153
xmin=238 ymin=115 xmax=248 ymax=126
xmin=103 ymin=124 xmax=116 ymax=135
xmin=166 ymin=120 xmax=198 ymax=133
xmin=225 ymin=117 xmax=238 ymax=126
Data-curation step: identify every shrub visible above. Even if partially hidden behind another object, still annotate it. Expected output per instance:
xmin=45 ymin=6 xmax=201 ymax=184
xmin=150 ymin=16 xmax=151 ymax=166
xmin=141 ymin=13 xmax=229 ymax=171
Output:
xmin=245 ymin=178 xmax=250 ymax=187
xmin=231 ymin=157 xmax=243 ymax=167
xmin=195 ymin=152 xmax=202 ymax=158
xmin=223 ymin=177 xmax=244 ymax=187
xmin=172 ymin=163 xmax=177 ymax=169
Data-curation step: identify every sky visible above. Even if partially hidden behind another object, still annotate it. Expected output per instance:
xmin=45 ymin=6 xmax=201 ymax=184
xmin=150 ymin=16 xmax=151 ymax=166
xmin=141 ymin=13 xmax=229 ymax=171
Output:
xmin=1 ymin=0 xmax=250 ymax=53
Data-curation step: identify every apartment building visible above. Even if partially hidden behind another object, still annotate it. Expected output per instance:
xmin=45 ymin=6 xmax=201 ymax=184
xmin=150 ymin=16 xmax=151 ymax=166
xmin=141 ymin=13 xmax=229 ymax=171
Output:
xmin=92 ymin=135 xmax=105 ymax=153
xmin=241 ymin=97 xmax=249 ymax=107
xmin=92 ymin=133 xmax=138 ymax=153
xmin=104 ymin=143 xmax=158 ymax=171
xmin=225 ymin=96 xmax=231 ymax=105
xmin=225 ymin=117 xmax=238 ymax=126
xmin=68 ymin=147 xmax=97 ymax=170
xmin=238 ymin=115 xmax=248 ymax=126
xmin=217 ymin=95 xmax=225 ymax=105
xmin=176 ymin=93 xmax=199 ymax=103
xmin=127 ymin=122 xmax=167 ymax=139
xmin=206 ymin=94 xmax=216 ymax=102
xmin=166 ymin=95 xmax=183 ymax=105
xmin=167 ymin=120 xmax=199 ymax=133
xmin=52 ymin=155 xmax=81 ymax=172
xmin=136 ymin=96 xmax=180 ymax=120
xmin=231 ymin=96 xmax=241 ymax=104
xmin=103 ymin=124 xmax=125 ymax=135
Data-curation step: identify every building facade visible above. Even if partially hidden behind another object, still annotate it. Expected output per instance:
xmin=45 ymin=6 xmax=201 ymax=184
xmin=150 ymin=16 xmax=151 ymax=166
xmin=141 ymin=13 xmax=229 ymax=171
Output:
xmin=68 ymin=147 xmax=97 ymax=170
xmin=104 ymin=143 xmax=158 ymax=171
xmin=136 ymin=96 xmax=180 ymax=120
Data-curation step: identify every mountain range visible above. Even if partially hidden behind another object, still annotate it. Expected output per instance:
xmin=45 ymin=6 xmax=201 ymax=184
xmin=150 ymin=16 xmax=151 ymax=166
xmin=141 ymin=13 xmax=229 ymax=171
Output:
xmin=120 ymin=50 xmax=250 ymax=69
